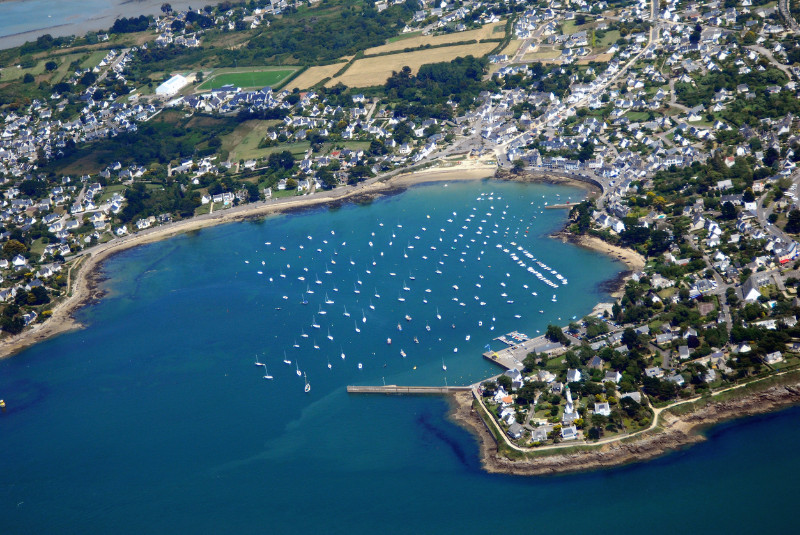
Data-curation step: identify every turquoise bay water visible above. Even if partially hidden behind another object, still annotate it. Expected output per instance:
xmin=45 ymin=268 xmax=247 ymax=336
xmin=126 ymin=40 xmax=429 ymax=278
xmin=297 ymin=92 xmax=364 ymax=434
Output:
xmin=1 ymin=180 xmax=799 ymax=533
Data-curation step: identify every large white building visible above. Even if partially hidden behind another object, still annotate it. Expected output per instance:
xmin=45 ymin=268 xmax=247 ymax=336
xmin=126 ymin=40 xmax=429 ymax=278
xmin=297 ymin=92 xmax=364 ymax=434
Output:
xmin=156 ymin=74 xmax=189 ymax=97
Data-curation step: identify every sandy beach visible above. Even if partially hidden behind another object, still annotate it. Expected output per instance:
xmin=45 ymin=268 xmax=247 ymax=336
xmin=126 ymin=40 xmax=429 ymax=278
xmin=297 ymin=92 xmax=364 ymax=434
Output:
xmin=449 ymin=374 xmax=800 ymax=476
xmin=0 ymin=162 xmax=498 ymax=358
xmin=0 ymin=0 xmax=227 ymax=50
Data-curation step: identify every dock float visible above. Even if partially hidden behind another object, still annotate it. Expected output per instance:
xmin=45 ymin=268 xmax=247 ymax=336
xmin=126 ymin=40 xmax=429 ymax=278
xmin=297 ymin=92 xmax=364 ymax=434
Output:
xmin=346 ymin=385 xmax=471 ymax=395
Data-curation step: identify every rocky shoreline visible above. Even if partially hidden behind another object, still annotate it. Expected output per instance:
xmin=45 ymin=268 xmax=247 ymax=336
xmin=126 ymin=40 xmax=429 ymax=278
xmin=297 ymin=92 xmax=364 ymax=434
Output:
xmin=448 ymin=379 xmax=800 ymax=477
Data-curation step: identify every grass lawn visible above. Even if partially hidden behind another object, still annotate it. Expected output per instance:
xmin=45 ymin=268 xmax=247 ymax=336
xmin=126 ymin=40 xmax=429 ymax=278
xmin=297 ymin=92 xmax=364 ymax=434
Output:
xmin=30 ymin=238 xmax=47 ymax=258
xmin=80 ymin=50 xmax=107 ymax=70
xmin=97 ymin=184 xmax=127 ymax=203
xmin=596 ymin=30 xmax=621 ymax=49
xmin=0 ymin=60 xmax=46 ymax=81
xmin=197 ymin=68 xmax=297 ymax=91
xmin=221 ymin=120 xmax=282 ymax=161
xmin=624 ymin=111 xmax=651 ymax=122
xmin=387 ymin=31 xmax=422 ymax=43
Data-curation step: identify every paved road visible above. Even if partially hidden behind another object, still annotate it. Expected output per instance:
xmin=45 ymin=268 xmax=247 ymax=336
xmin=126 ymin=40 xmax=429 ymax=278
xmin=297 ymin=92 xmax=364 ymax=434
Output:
xmin=780 ymin=0 xmax=800 ymax=33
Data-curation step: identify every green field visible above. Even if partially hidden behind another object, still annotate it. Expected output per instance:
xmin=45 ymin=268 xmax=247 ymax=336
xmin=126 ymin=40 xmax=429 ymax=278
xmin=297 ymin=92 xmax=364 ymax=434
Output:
xmin=198 ymin=68 xmax=297 ymax=91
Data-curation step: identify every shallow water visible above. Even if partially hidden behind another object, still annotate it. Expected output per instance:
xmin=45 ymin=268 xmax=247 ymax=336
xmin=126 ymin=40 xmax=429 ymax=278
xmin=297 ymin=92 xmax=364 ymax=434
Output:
xmin=1 ymin=180 xmax=796 ymax=534
xmin=0 ymin=0 xmax=223 ymax=49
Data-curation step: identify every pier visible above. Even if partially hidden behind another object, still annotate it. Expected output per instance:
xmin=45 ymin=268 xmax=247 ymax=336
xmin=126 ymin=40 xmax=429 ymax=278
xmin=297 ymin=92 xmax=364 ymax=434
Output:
xmin=544 ymin=203 xmax=577 ymax=209
xmin=347 ymin=385 xmax=471 ymax=395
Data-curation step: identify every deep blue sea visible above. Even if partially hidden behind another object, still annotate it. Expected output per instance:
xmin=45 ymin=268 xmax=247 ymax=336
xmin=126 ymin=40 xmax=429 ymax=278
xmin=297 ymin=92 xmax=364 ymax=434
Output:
xmin=1 ymin=180 xmax=798 ymax=534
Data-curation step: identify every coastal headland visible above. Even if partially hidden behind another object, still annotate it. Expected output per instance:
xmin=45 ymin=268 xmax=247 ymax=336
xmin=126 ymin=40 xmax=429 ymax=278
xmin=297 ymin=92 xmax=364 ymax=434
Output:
xmin=449 ymin=371 xmax=800 ymax=476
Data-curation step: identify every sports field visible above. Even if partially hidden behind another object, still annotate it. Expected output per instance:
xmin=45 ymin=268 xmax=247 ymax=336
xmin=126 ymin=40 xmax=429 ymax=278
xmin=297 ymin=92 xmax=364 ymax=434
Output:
xmin=197 ymin=68 xmax=297 ymax=91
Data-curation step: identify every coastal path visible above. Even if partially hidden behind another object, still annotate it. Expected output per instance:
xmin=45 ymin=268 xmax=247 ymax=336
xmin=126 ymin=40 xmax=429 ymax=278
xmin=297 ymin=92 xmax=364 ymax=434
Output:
xmin=471 ymin=369 xmax=798 ymax=455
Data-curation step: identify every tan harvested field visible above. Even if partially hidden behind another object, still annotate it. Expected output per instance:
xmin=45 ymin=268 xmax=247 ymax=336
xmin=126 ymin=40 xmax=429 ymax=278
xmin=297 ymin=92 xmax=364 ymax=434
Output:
xmin=363 ymin=21 xmax=504 ymax=56
xmin=287 ymin=63 xmax=348 ymax=90
xmin=500 ymin=39 xmax=524 ymax=57
xmin=523 ymin=48 xmax=561 ymax=61
xmin=327 ymin=42 xmax=497 ymax=87
xmin=579 ymin=52 xmax=613 ymax=64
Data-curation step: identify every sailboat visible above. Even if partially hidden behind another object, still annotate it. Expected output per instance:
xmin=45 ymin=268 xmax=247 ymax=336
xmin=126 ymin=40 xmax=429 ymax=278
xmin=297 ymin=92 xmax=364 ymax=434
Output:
xmin=374 ymin=288 xmax=381 ymax=299
xmin=426 ymin=322 xmax=431 ymax=332
xmin=343 ymin=305 xmax=350 ymax=317
xmin=341 ymin=348 xmax=346 ymax=360
xmin=398 ymin=292 xmax=405 ymax=302
xmin=296 ymin=361 xmax=302 ymax=377
xmin=304 ymin=373 xmax=311 ymax=393
xmin=262 ymin=364 xmax=273 ymax=380
xmin=355 ymin=321 xmax=361 ymax=334
xmin=354 ymin=284 xmax=360 ymax=294
xmin=327 ymin=328 xmax=334 ymax=341
xmin=325 ymin=293 xmax=334 ymax=305
xmin=311 ymin=316 xmax=320 ymax=329
xmin=301 ymin=293 xmax=308 ymax=305
xmin=318 ymin=305 xmax=327 ymax=316
xmin=293 ymin=340 xmax=300 ymax=348
xmin=283 ymin=352 xmax=292 ymax=365
xmin=362 ymin=309 xmax=367 ymax=323
xmin=436 ymin=308 xmax=442 ymax=321
xmin=255 ymin=355 xmax=264 ymax=366
xmin=442 ymin=358 xmax=447 ymax=371
xmin=369 ymin=300 xmax=375 ymax=310
xmin=301 ymin=328 xmax=308 ymax=338
xmin=400 ymin=349 xmax=406 ymax=357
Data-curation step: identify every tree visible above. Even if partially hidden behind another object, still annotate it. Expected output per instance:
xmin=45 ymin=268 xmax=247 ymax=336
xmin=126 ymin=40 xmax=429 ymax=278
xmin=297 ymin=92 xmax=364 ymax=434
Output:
xmin=720 ymin=201 xmax=736 ymax=220
xmin=786 ymin=209 xmax=800 ymax=234
xmin=23 ymin=73 xmax=35 ymax=83
xmin=3 ymin=239 xmax=27 ymax=258
xmin=161 ymin=2 xmax=172 ymax=13
xmin=268 ymin=150 xmax=295 ymax=172
xmin=45 ymin=60 xmax=58 ymax=71
xmin=512 ymin=159 xmax=525 ymax=173
xmin=496 ymin=374 xmax=512 ymax=392
xmin=545 ymin=324 xmax=570 ymax=345
xmin=621 ymin=327 xmax=639 ymax=349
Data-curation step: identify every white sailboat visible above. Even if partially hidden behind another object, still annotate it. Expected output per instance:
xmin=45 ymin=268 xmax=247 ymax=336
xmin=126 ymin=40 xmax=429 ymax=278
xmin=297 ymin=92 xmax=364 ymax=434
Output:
xmin=343 ymin=305 xmax=350 ymax=317
xmin=355 ymin=321 xmax=361 ymax=334
xmin=436 ymin=308 xmax=442 ymax=321
xmin=254 ymin=355 xmax=264 ymax=366
xmin=442 ymin=358 xmax=447 ymax=371
xmin=296 ymin=361 xmax=302 ymax=377
xmin=262 ymin=364 xmax=273 ymax=380
xmin=283 ymin=351 xmax=292 ymax=365
xmin=327 ymin=329 xmax=334 ymax=341
xmin=304 ymin=373 xmax=311 ymax=393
